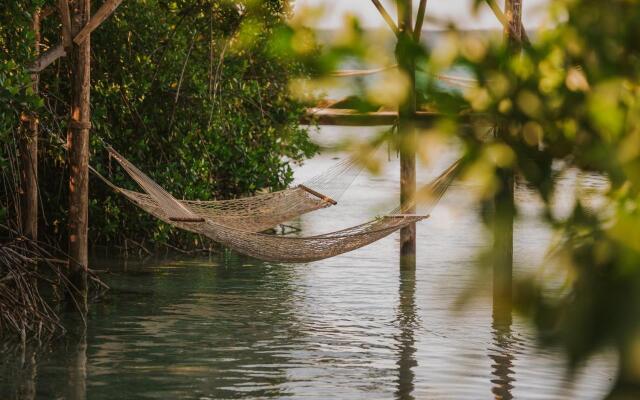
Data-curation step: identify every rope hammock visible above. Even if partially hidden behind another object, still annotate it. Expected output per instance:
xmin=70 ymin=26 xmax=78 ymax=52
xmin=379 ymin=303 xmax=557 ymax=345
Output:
xmin=95 ymin=149 xmax=461 ymax=262
xmin=97 ymin=146 xmax=366 ymax=233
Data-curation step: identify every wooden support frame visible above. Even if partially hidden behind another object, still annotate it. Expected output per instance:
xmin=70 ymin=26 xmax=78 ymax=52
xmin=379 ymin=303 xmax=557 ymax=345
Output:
xmin=19 ymin=9 xmax=41 ymax=242
xmin=396 ymin=0 xmax=417 ymax=262
xmin=169 ymin=217 xmax=206 ymax=223
xmin=385 ymin=214 xmax=429 ymax=219
xmin=28 ymin=0 xmax=123 ymax=72
xmin=302 ymin=108 xmax=439 ymax=127
xmin=73 ymin=0 xmax=123 ymax=45
xmin=370 ymin=0 xmax=399 ymax=36
xmin=413 ymin=0 xmax=428 ymax=41
xmin=67 ymin=0 xmax=92 ymax=305
xmin=58 ymin=0 xmax=73 ymax=50
xmin=492 ymin=0 xmax=521 ymax=322
xmin=298 ymin=184 xmax=338 ymax=205
xmin=29 ymin=44 xmax=65 ymax=72
xmin=485 ymin=0 xmax=530 ymax=44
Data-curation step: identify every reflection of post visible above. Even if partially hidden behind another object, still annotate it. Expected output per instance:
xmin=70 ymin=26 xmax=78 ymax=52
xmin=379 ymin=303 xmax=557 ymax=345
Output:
xmin=67 ymin=327 xmax=88 ymax=400
xmin=490 ymin=306 xmax=515 ymax=400
xmin=395 ymin=262 xmax=417 ymax=399
xmin=16 ymin=345 xmax=37 ymax=400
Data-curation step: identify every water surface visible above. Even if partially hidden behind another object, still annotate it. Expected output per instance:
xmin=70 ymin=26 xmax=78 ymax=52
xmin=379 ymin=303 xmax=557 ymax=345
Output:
xmin=0 ymin=128 xmax=616 ymax=399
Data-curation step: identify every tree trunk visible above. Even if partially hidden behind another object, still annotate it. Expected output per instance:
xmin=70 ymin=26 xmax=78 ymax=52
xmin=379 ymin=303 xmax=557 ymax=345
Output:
xmin=19 ymin=9 xmax=40 ymax=242
xmin=67 ymin=0 xmax=91 ymax=306
xmin=397 ymin=0 xmax=417 ymax=265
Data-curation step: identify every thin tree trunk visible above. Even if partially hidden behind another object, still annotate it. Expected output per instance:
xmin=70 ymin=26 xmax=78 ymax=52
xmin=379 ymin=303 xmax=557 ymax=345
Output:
xmin=67 ymin=0 xmax=91 ymax=307
xmin=19 ymin=9 xmax=41 ymax=242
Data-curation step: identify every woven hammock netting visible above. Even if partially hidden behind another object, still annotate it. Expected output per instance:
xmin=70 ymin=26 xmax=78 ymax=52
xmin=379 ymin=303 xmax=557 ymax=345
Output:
xmin=97 ymin=147 xmax=461 ymax=263
xmin=101 ymin=146 xmax=364 ymax=233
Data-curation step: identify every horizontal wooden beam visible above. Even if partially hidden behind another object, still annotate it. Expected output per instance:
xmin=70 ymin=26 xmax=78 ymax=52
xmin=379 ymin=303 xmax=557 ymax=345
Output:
xmin=302 ymin=108 xmax=440 ymax=127
xmin=330 ymin=65 xmax=397 ymax=78
xmin=73 ymin=0 xmax=123 ymax=45
xmin=28 ymin=44 xmax=66 ymax=72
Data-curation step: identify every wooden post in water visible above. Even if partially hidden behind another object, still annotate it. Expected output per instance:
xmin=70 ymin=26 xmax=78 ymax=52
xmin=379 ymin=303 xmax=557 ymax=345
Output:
xmin=396 ymin=0 xmax=417 ymax=265
xmin=19 ymin=9 xmax=41 ymax=242
xmin=67 ymin=0 xmax=91 ymax=304
xmin=493 ymin=0 xmax=522 ymax=322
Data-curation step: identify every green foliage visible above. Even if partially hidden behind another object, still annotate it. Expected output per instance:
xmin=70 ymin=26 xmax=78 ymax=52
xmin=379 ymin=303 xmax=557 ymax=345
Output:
xmin=0 ymin=0 xmax=44 ymax=222
xmin=33 ymin=0 xmax=316 ymax=246
xmin=292 ymin=0 xmax=640 ymax=394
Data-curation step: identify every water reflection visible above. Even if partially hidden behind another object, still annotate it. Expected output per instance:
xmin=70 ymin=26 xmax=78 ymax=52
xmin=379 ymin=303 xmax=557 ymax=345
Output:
xmin=9 ymin=344 xmax=37 ymax=400
xmin=67 ymin=325 xmax=87 ymax=400
xmin=490 ymin=303 xmax=515 ymax=400
xmin=396 ymin=257 xmax=418 ymax=400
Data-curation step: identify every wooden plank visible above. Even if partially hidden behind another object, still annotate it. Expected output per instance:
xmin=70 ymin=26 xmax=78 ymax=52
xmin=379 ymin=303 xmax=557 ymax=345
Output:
xmin=370 ymin=0 xmax=399 ymax=36
xmin=28 ymin=44 xmax=66 ymax=72
xmin=302 ymin=108 xmax=440 ymax=127
xmin=385 ymin=214 xmax=429 ymax=219
xmin=58 ymin=0 xmax=73 ymax=49
xmin=303 ymin=108 xmax=397 ymax=126
xmin=73 ymin=0 xmax=123 ymax=45
xmin=330 ymin=65 xmax=396 ymax=77
xmin=169 ymin=217 xmax=206 ymax=223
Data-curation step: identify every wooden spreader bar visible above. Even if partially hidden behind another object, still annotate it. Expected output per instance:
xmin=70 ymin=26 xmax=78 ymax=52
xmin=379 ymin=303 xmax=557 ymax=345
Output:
xmin=169 ymin=217 xmax=205 ymax=223
xmin=298 ymin=184 xmax=338 ymax=205
xmin=385 ymin=214 xmax=430 ymax=219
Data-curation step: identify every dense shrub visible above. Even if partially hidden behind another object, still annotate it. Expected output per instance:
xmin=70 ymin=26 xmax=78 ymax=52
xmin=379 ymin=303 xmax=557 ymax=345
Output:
xmin=2 ymin=0 xmax=316 ymax=246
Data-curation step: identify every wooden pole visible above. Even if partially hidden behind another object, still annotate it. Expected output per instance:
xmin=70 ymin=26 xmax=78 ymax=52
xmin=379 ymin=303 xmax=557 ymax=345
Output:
xmin=397 ymin=0 xmax=417 ymax=265
xmin=67 ymin=0 xmax=91 ymax=305
xmin=414 ymin=0 xmax=428 ymax=41
xmin=370 ymin=0 xmax=399 ymax=36
xmin=493 ymin=0 xmax=521 ymax=321
xmin=19 ymin=9 xmax=41 ymax=242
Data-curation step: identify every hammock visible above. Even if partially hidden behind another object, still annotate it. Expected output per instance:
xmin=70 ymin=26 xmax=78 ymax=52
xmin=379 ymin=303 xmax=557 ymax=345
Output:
xmin=97 ymin=153 xmax=461 ymax=262
xmin=99 ymin=146 xmax=365 ymax=233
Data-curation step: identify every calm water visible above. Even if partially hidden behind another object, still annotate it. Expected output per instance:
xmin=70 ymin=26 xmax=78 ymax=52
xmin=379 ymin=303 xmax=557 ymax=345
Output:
xmin=1 ymin=128 xmax=616 ymax=399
